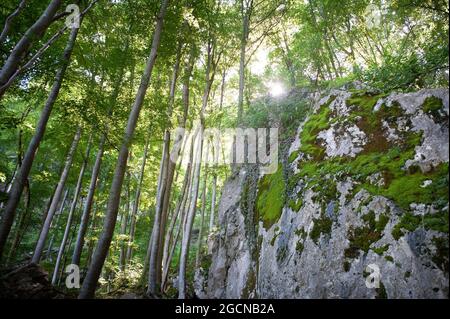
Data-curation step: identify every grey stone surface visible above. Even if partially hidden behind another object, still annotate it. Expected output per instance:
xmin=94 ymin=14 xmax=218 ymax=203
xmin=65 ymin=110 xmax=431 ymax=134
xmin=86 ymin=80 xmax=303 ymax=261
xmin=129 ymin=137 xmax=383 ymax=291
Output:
xmin=202 ymin=88 xmax=449 ymax=299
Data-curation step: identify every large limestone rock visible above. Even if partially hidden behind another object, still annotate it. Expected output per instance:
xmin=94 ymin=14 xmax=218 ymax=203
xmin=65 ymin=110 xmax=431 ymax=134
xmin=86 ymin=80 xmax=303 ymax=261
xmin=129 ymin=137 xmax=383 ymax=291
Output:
xmin=203 ymin=88 xmax=449 ymax=299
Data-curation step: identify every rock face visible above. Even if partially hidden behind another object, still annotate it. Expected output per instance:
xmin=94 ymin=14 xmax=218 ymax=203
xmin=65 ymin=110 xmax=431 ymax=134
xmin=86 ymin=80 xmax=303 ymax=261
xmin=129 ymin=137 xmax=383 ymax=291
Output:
xmin=203 ymin=88 xmax=449 ymax=299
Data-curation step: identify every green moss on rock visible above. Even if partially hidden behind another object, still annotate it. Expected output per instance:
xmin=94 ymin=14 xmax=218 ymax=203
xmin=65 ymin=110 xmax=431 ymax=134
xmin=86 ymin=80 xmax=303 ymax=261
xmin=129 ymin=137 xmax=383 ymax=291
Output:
xmin=310 ymin=214 xmax=333 ymax=244
xmin=345 ymin=211 xmax=389 ymax=258
xmin=372 ymin=244 xmax=390 ymax=255
xmin=295 ymin=90 xmax=448 ymax=216
xmin=299 ymin=96 xmax=335 ymax=160
xmin=423 ymin=96 xmax=443 ymax=116
xmin=288 ymin=199 xmax=303 ymax=212
xmin=392 ymin=210 xmax=449 ymax=240
xmin=431 ymin=237 xmax=449 ymax=273
xmin=256 ymin=164 xmax=286 ymax=230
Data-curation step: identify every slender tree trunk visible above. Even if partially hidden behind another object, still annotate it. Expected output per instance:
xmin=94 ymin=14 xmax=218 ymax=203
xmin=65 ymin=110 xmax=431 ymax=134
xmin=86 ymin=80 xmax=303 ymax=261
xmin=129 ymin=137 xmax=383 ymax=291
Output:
xmin=178 ymin=126 xmax=204 ymax=299
xmin=84 ymin=203 xmax=98 ymax=270
xmin=178 ymin=35 xmax=215 ymax=298
xmin=51 ymin=197 xmax=77 ymax=285
xmin=31 ymin=127 xmax=82 ymax=264
xmin=147 ymin=133 xmax=170 ymax=294
xmin=209 ymin=174 xmax=217 ymax=232
xmin=219 ymin=69 xmax=226 ymax=110
xmin=5 ymin=180 xmax=30 ymax=264
xmin=56 ymin=219 xmax=77 ymax=286
xmin=161 ymin=134 xmax=194 ymax=291
xmin=119 ymin=165 xmax=131 ymax=271
xmin=140 ymin=222 xmax=154 ymax=285
xmin=147 ymin=38 xmax=183 ymax=295
xmin=195 ymin=180 xmax=207 ymax=268
xmin=52 ymin=139 xmax=91 ymax=284
xmin=237 ymin=4 xmax=250 ymax=122
xmin=79 ymin=0 xmax=169 ymax=299
xmin=195 ymin=145 xmax=210 ymax=268
xmin=126 ymin=138 xmax=150 ymax=262
xmin=0 ymin=24 xmax=81 ymax=261
xmin=72 ymin=135 xmax=105 ymax=266
xmin=45 ymin=189 xmax=69 ymax=261
xmin=0 ymin=0 xmax=62 ymax=96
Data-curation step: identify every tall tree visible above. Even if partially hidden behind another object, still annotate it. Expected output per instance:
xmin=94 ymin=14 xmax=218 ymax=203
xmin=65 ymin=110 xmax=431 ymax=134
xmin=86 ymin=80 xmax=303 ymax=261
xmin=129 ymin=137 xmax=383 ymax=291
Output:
xmin=78 ymin=0 xmax=170 ymax=299
xmin=52 ymin=138 xmax=91 ymax=283
xmin=147 ymin=37 xmax=183 ymax=296
xmin=31 ymin=127 xmax=81 ymax=264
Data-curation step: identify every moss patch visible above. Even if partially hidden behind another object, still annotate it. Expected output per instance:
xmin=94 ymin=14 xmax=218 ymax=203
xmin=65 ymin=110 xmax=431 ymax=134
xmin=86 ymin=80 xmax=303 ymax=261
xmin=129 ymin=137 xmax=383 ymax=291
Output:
xmin=372 ymin=244 xmax=390 ymax=255
xmin=288 ymin=199 xmax=303 ymax=212
xmin=294 ymin=90 xmax=448 ymax=215
xmin=345 ymin=211 xmax=389 ymax=258
xmin=310 ymin=213 xmax=333 ymax=244
xmin=295 ymin=241 xmax=304 ymax=254
xmin=391 ymin=209 xmax=449 ymax=240
xmin=422 ymin=96 xmax=444 ymax=120
xmin=431 ymin=237 xmax=449 ymax=273
xmin=343 ymin=260 xmax=351 ymax=272
xmin=299 ymin=96 xmax=335 ymax=160
xmin=256 ymin=164 xmax=286 ymax=230
xmin=288 ymin=150 xmax=300 ymax=164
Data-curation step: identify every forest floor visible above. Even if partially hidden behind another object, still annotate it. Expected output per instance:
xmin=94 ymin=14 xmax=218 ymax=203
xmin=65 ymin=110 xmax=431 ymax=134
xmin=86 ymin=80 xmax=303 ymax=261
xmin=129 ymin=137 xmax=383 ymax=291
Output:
xmin=0 ymin=262 xmax=70 ymax=299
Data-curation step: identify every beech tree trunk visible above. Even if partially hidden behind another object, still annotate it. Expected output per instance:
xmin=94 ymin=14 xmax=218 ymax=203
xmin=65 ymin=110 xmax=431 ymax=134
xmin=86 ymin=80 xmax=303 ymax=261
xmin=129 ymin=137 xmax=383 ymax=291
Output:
xmin=0 ymin=23 xmax=82 ymax=261
xmin=195 ymin=145 xmax=209 ymax=268
xmin=5 ymin=181 xmax=30 ymax=264
xmin=31 ymin=127 xmax=82 ymax=264
xmin=119 ymin=166 xmax=131 ymax=271
xmin=178 ymin=35 xmax=215 ymax=298
xmin=84 ymin=203 xmax=98 ymax=271
xmin=72 ymin=135 xmax=105 ymax=266
xmin=178 ymin=125 xmax=204 ymax=299
xmin=79 ymin=0 xmax=169 ymax=299
xmin=140 ymin=224 xmax=154 ymax=285
xmin=209 ymin=174 xmax=217 ymax=231
xmin=237 ymin=2 xmax=250 ymax=122
xmin=161 ymin=129 xmax=196 ymax=292
xmin=45 ymin=189 xmax=69 ymax=261
xmin=52 ymin=139 xmax=91 ymax=284
xmin=147 ymin=133 xmax=170 ymax=294
xmin=126 ymin=138 xmax=150 ymax=262
xmin=147 ymin=38 xmax=183 ymax=295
